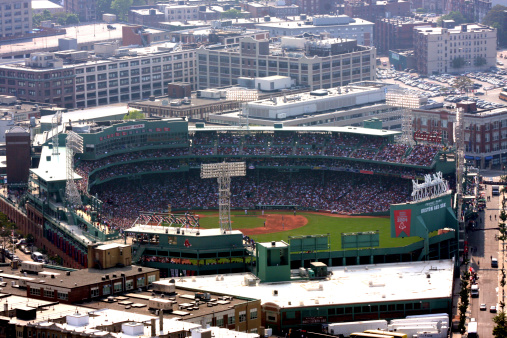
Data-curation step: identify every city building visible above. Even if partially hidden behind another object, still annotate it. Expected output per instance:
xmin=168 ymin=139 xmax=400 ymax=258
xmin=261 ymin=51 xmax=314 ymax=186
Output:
xmin=255 ymin=15 xmax=374 ymax=47
xmin=0 ymin=43 xmax=197 ymax=109
xmin=64 ymin=0 xmax=96 ymax=22
xmin=31 ymin=0 xmax=64 ymax=15
xmin=160 ymin=4 xmax=200 ymax=21
xmin=5 ymin=126 xmax=30 ymax=185
xmin=374 ymin=18 xmax=433 ymax=55
xmin=297 ymin=0 xmax=336 ymax=16
xmin=343 ymin=0 xmax=410 ymax=23
xmin=412 ymin=106 xmax=507 ymax=169
xmin=208 ymin=82 xmax=407 ymax=128
xmin=445 ymin=0 xmax=492 ymax=23
xmin=165 ymin=25 xmax=269 ymax=46
xmin=413 ymin=23 xmax=497 ymax=76
xmin=0 ymin=0 xmax=32 ymax=38
xmin=196 ymin=36 xmax=376 ymax=90
xmin=243 ymin=2 xmax=269 ymax=17
xmin=173 ymin=257 xmax=455 ymax=334
xmin=129 ymin=8 xmax=166 ymax=28
xmin=268 ymin=4 xmax=300 ymax=17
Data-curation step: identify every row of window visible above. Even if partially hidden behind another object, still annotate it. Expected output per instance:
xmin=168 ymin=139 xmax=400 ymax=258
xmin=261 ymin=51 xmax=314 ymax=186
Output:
xmin=75 ymin=54 xmax=193 ymax=73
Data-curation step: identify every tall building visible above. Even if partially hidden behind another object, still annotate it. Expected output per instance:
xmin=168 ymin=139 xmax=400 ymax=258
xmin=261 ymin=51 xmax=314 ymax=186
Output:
xmin=413 ymin=23 xmax=497 ymax=76
xmin=0 ymin=0 xmax=32 ymax=37
xmin=0 ymin=44 xmax=197 ymax=109
xmin=6 ymin=126 xmax=30 ymax=185
xmin=255 ymin=15 xmax=374 ymax=47
xmin=445 ymin=0 xmax=492 ymax=23
xmin=196 ymin=36 xmax=376 ymax=90
xmin=65 ymin=0 xmax=96 ymax=22
xmin=374 ymin=18 xmax=433 ymax=54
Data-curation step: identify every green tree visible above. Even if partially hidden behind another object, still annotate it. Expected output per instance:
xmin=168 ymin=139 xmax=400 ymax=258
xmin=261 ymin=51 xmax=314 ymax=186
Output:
xmin=66 ymin=14 xmax=80 ymax=25
xmin=483 ymin=5 xmax=507 ymax=47
xmin=474 ymin=56 xmax=487 ymax=67
xmin=32 ymin=9 xmax=52 ymax=27
xmin=453 ymin=76 xmax=474 ymax=92
xmin=451 ymin=57 xmax=466 ymax=69
xmin=111 ymin=0 xmax=133 ymax=21
xmin=96 ymin=0 xmax=113 ymax=17
xmin=133 ymin=0 xmax=147 ymax=4
xmin=123 ymin=109 xmax=145 ymax=120
xmin=493 ymin=311 xmax=507 ymax=338
xmin=221 ymin=9 xmax=246 ymax=19
xmin=436 ymin=11 xmax=469 ymax=26
xmin=415 ymin=8 xmax=426 ymax=13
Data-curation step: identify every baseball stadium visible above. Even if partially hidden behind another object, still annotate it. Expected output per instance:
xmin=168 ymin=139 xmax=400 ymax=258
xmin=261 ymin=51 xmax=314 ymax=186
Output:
xmin=5 ymin=117 xmax=460 ymax=277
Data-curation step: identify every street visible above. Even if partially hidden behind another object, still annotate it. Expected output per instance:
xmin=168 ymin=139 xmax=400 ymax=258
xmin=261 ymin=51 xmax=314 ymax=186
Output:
xmin=467 ymin=177 xmax=503 ymax=337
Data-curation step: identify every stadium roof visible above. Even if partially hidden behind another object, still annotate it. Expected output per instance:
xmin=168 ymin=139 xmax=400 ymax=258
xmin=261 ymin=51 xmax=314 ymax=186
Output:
xmin=169 ymin=259 xmax=454 ymax=308
xmin=128 ymin=225 xmax=243 ymax=237
xmin=189 ymin=125 xmax=401 ymax=137
xmin=30 ymin=146 xmax=82 ymax=183
xmin=40 ymin=104 xmax=129 ymax=125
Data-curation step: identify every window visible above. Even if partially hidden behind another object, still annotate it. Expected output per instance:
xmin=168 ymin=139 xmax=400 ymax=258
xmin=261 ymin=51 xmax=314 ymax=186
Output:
xmin=239 ymin=310 xmax=246 ymax=322
xmin=137 ymin=277 xmax=145 ymax=287
xmin=148 ymin=274 xmax=157 ymax=284
xmin=91 ymin=287 xmax=99 ymax=297
xmin=126 ymin=279 xmax=134 ymax=290
xmin=114 ymin=282 xmax=122 ymax=293
xmin=58 ymin=292 xmax=68 ymax=300
xmin=30 ymin=287 xmax=40 ymax=296
xmin=103 ymin=284 xmax=111 ymax=295
xmin=44 ymin=290 xmax=53 ymax=298
xmin=228 ymin=315 xmax=235 ymax=325
xmin=250 ymin=308 xmax=258 ymax=319
xmin=217 ymin=317 xmax=224 ymax=327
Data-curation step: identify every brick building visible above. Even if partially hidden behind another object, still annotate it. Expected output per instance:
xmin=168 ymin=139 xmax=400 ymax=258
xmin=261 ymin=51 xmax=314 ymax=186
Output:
xmin=5 ymin=126 xmax=30 ymax=185
xmin=129 ymin=8 xmax=165 ymax=28
xmin=297 ymin=0 xmax=336 ymax=16
xmin=64 ymin=0 xmax=96 ymax=22
xmin=374 ymin=18 xmax=432 ymax=55
xmin=344 ymin=0 xmax=410 ymax=22
xmin=243 ymin=3 xmax=269 ymax=17
xmin=268 ymin=5 xmax=300 ymax=18
xmin=445 ymin=0 xmax=492 ymax=22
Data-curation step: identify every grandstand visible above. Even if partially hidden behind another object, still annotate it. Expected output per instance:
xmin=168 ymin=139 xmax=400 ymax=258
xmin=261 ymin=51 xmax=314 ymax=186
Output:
xmin=13 ymin=117 xmax=456 ymax=273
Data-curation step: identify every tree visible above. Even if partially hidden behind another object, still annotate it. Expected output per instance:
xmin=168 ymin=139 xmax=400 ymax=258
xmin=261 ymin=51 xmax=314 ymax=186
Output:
xmin=32 ymin=9 xmax=52 ymax=27
xmin=453 ymin=76 xmax=474 ymax=93
xmin=436 ymin=11 xmax=469 ymax=27
xmin=123 ymin=109 xmax=145 ymax=120
xmin=493 ymin=311 xmax=507 ymax=338
xmin=483 ymin=5 xmax=507 ymax=47
xmin=221 ymin=9 xmax=246 ymax=19
xmin=66 ymin=14 xmax=80 ymax=25
xmin=111 ymin=0 xmax=133 ymax=21
xmin=474 ymin=56 xmax=487 ymax=67
xmin=96 ymin=0 xmax=113 ymax=17
xmin=451 ymin=57 xmax=466 ymax=69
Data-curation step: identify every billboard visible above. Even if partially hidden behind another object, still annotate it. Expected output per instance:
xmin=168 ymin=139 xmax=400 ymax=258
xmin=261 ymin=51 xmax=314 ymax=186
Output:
xmin=390 ymin=192 xmax=456 ymax=238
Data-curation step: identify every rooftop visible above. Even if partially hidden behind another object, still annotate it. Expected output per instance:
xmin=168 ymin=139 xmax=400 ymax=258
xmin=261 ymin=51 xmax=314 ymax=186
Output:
xmin=168 ymin=260 xmax=454 ymax=308
xmin=30 ymin=146 xmax=82 ymax=182
xmin=255 ymin=16 xmax=373 ymax=29
xmin=415 ymin=23 xmax=495 ymax=35
xmin=25 ymin=265 xmax=158 ymax=289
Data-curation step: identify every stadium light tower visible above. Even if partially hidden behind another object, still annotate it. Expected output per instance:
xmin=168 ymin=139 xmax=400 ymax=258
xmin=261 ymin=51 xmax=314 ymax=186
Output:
xmin=201 ymin=161 xmax=246 ymax=233
xmin=51 ymin=111 xmax=62 ymax=156
xmin=386 ymin=89 xmax=421 ymax=146
xmin=65 ymin=131 xmax=83 ymax=207
xmin=454 ymin=107 xmax=465 ymax=224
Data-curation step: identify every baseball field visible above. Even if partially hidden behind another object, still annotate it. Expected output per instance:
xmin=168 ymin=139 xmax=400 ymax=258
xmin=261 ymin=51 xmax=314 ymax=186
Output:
xmin=195 ymin=210 xmax=423 ymax=251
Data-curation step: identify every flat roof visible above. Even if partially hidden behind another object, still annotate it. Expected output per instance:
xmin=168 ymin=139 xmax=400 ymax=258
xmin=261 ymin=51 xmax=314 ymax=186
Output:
xmin=32 ymin=0 xmax=64 ymax=9
xmin=26 ymin=265 xmax=158 ymax=289
xmin=30 ymin=146 xmax=82 ymax=182
xmin=168 ymin=260 xmax=454 ymax=308
xmin=255 ymin=17 xmax=373 ymax=29
xmin=40 ymin=103 xmax=128 ymax=125
xmin=128 ymin=225 xmax=243 ymax=237
xmin=189 ymin=125 xmax=400 ymax=137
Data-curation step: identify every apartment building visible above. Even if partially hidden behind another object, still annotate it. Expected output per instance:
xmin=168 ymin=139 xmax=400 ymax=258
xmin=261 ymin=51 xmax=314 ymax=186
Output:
xmin=0 ymin=45 xmax=197 ymax=109
xmin=446 ymin=0 xmax=492 ymax=23
xmin=0 ymin=0 xmax=32 ymax=38
xmin=65 ymin=0 xmax=96 ymax=22
xmin=255 ymin=15 xmax=374 ymax=47
xmin=196 ymin=36 xmax=375 ymax=90
xmin=160 ymin=4 xmax=200 ymax=21
xmin=413 ymin=23 xmax=497 ymax=76
xmin=374 ymin=18 xmax=433 ymax=55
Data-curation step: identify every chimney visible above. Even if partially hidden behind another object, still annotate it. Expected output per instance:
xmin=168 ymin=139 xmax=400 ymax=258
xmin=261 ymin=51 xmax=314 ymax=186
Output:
xmin=151 ymin=318 xmax=156 ymax=336
xmin=159 ymin=308 xmax=164 ymax=332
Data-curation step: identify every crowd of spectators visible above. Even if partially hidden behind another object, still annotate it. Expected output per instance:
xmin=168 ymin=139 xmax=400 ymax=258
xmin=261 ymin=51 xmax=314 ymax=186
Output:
xmin=91 ymin=171 xmax=411 ymax=230
xmin=402 ymin=145 xmax=441 ymax=166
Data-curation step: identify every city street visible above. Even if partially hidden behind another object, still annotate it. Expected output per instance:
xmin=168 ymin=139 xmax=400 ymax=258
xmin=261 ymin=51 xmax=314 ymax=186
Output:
xmin=467 ymin=176 xmax=503 ymax=336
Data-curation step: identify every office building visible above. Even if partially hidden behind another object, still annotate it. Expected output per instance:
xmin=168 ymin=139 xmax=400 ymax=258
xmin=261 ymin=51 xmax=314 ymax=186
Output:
xmin=255 ymin=15 xmax=374 ymax=47
xmin=374 ymin=18 xmax=433 ymax=54
xmin=0 ymin=0 xmax=32 ymax=38
xmin=196 ymin=36 xmax=375 ymax=90
xmin=413 ymin=23 xmax=497 ymax=76
xmin=0 ymin=43 xmax=197 ymax=108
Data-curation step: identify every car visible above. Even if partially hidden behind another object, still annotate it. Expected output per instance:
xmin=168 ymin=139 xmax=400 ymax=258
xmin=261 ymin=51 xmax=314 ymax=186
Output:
xmin=492 ymin=257 xmax=498 ymax=268
xmin=480 ymin=304 xmax=487 ymax=311
xmin=490 ymin=305 xmax=497 ymax=313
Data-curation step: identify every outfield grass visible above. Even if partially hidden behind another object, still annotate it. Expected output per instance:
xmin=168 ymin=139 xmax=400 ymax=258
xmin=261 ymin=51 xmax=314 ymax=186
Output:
xmin=195 ymin=211 xmax=422 ymax=251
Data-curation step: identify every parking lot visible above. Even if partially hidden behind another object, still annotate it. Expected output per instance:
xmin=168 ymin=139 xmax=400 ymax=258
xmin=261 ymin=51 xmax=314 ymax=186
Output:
xmin=376 ymin=53 xmax=507 ymax=109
